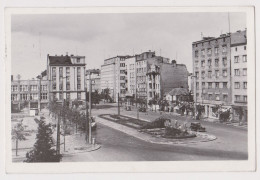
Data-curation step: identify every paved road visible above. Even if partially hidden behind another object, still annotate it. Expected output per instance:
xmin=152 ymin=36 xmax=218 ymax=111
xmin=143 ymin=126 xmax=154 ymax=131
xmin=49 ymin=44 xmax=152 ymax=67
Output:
xmin=62 ymin=104 xmax=248 ymax=161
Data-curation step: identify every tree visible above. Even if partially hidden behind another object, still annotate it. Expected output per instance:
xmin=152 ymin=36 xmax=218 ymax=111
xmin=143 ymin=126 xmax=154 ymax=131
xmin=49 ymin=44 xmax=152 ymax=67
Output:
xmin=24 ymin=117 xmax=62 ymax=162
xmin=12 ymin=121 xmax=27 ymax=156
xmin=102 ymin=88 xmax=111 ymax=102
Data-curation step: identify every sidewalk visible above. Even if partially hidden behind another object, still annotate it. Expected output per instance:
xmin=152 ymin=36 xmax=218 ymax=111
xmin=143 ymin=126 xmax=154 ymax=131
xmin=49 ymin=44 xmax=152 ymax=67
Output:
xmin=96 ymin=116 xmax=216 ymax=146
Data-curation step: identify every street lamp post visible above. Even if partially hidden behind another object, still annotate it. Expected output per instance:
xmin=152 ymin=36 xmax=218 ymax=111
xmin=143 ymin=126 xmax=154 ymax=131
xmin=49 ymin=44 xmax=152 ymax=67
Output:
xmin=191 ymin=75 xmax=197 ymax=120
xmin=88 ymin=73 xmax=92 ymax=144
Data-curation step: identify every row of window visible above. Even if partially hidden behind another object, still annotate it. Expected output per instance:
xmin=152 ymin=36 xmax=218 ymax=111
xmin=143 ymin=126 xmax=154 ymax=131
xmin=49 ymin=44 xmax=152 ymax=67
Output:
xmin=196 ymin=93 xmax=228 ymax=101
xmin=11 ymin=85 xmax=48 ymax=92
xmin=234 ymin=82 xmax=247 ymax=89
xmin=234 ymin=95 xmax=247 ymax=102
xmin=11 ymin=93 xmax=48 ymax=101
xmin=196 ymin=82 xmax=228 ymax=89
xmin=195 ymin=70 xmax=228 ymax=79
xmin=194 ymin=45 xmax=227 ymax=57
xmin=234 ymin=68 xmax=247 ymax=76
xmin=195 ymin=57 xmax=228 ymax=68
xmin=234 ymin=55 xmax=247 ymax=63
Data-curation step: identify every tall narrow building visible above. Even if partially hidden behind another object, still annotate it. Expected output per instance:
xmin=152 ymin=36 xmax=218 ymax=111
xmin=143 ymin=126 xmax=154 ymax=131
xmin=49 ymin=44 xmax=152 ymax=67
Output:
xmin=47 ymin=54 xmax=86 ymax=103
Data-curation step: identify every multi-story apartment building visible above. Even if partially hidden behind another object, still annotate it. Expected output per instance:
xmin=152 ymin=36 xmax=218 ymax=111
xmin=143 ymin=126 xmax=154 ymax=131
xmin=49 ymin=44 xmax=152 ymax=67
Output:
xmin=135 ymin=51 xmax=170 ymax=100
xmin=100 ymin=55 xmax=131 ymax=102
xmin=125 ymin=56 xmax=136 ymax=97
xmin=231 ymin=30 xmax=247 ymax=122
xmin=47 ymin=54 xmax=86 ymax=103
xmin=11 ymin=77 xmax=49 ymax=110
xmin=86 ymin=69 xmax=101 ymax=93
xmin=146 ymin=60 xmax=189 ymax=103
xmin=192 ymin=34 xmax=232 ymax=119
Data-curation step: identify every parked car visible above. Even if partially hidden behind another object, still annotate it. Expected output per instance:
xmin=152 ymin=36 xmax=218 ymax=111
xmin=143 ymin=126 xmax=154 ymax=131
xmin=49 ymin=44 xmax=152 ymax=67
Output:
xmin=190 ymin=122 xmax=206 ymax=132
xmin=139 ymin=107 xmax=146 ymax=112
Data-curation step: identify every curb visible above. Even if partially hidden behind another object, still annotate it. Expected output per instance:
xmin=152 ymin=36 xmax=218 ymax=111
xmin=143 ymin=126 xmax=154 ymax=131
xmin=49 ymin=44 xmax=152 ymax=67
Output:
xmin=62 ymin=144 xmax=101 ymax=156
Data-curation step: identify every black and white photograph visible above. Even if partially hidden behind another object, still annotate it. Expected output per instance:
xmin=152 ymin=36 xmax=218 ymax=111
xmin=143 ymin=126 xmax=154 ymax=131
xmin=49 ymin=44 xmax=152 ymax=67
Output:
xmin=4 ymin=6 xmax=256 ymax=173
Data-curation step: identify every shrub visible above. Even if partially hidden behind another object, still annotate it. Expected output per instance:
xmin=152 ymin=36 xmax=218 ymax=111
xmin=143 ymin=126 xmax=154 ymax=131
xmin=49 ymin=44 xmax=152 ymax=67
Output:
xmin=141 ymin=116 xmax=168 ymax=129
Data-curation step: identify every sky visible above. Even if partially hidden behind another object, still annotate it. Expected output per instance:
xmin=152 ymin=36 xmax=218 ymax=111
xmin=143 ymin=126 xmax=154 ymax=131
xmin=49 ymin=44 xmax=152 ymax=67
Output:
xmin=11 ymin=12 xmax=246 ymax=80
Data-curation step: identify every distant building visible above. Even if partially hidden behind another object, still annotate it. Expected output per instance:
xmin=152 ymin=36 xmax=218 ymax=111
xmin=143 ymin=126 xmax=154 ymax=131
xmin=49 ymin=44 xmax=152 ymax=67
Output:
xmin=230 ymin=30 xmax=247 ymax=122
xmin=146 ymin=60 xmax=189 ymax=104
xmin=192 ymin=34 xmax=232 ymax=119
xmin=100 ymin=55 xmax=131 ymax=102
xmin=11 ymin=76 xmax=49 ymax=110
xmin=86 ymin=69 xmax=101 ymax=93
xmin=135 ymin=51 xmax=170 ymax=100
xmin=125 ymin=56 xmax=136 ymax=97
xmin=47 ymin=54 xmax=86 ymax=103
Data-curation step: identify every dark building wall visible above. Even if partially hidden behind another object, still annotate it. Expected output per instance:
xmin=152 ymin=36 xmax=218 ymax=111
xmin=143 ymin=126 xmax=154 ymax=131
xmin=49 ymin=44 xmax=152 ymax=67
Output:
xmin=160 ymin=63 xmax=189 ymax=95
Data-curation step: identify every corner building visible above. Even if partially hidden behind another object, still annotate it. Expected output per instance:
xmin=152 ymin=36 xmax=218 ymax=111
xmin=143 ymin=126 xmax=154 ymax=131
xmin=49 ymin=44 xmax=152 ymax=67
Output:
xmin=192 ymin=34 xmax=232 ymax=119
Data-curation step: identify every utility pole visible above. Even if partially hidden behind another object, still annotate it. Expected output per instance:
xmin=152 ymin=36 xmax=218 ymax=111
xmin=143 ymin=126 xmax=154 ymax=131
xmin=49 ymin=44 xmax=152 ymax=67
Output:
xmin=118 ymin=93 xmax=120 ymax=116
xmin=88 ymin=73 xmax=92 ymax=144
xmin=56 ymin=109 xmax=61 ymax=155
xmin=85 ymin=87 xmax=89 ymax=143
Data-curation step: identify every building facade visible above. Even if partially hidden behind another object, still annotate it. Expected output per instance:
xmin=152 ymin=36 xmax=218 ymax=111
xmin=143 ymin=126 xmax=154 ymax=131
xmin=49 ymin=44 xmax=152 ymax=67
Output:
xmin=192 ymin=34 xmax=232 ymax=118
xmin=125 ymin=56 xmax=136 ymax=97
xmin=100 ymin=56 xmax=131 ymax=102
xmin=86 ymin=69 xmax=101 ymax=93
xmin=11 ymin=78 xmax=49 ymax=110
xmin=230 ymin=30 xmax=247 ymax=122
xmin=47 ymin=54 xmax=86 ymax=103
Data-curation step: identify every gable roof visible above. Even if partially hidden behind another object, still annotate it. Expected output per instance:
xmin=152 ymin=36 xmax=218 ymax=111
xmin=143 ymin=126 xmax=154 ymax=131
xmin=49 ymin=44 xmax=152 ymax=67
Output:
xmin=166 ymin=88 xmax=189 ymax=96
xmin=49 ymin=55 xmax=72 ymax=65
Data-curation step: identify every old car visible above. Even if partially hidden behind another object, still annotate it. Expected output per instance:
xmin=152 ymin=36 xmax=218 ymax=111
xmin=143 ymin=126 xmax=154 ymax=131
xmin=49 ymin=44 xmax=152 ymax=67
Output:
xmin=190 ymin=122 xmax=206 ymax=132
xmin=139 ymin=107 xmax=146 ymax=112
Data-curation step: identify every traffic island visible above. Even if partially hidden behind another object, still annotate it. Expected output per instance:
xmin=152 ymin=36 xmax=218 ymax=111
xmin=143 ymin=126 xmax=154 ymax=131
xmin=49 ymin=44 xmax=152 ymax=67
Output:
xmin=97 ymin=114 xmax=217 ymax=145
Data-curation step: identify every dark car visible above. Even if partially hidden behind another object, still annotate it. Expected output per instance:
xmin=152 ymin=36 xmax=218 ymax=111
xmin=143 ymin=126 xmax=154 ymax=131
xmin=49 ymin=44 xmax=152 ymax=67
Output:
xmin=139 ymin=107 xmax=146 ymax=112
xmin=190 ymin=122 xmax=206 ymax=132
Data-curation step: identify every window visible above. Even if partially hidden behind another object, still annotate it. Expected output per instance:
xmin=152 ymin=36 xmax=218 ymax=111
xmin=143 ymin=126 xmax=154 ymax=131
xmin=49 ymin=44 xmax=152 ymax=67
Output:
xmin=235 ymin=47 xmax=237 ymax=51
xmin=59 ymin=67 xmax=63 ymax=76
xmin=207 ymin=48 xmax=212 ymax=55
xmin=41 ymin=85 xmax=47 ymax=91
xmin=222 ymin=45 xmax=227 ymax=53
xmin=195 ymin=61 xmax=199 ymax=67
xmin=223 ymin=82 xmax=228 ymax=88
xmin=66 ymin=93 xmax=70 ymax=99
xmin=223 ymin=70 xmax=227 ymax=77
xmin=201 ymin=60 xmax=205 ymax=67
xmin=243 ymin=96 xmax=247 ymax=102
xmin=208 ymin=59 xmax=212 ymax=66
xmin=20 ymin=85 xmax=28 ymax=91
xmin=235 ymin=69 xmax=240 ymax=76
xmin=77 ymin=58 xmax=80 ymax=63
xmin=11 ymin=94 xmax=18 ymax=101
xmin=243 ymin=68 xmax=247 ymax=76
xmin=201 ymin=49 xmax=205 ymax=56
xmin=215 ymin=70 xmax=219 ymax=78
xmin=195 ymin=50 xmax=199 ymax=57
xmin=208 ymin=94 xmax=212 ymax=100
xmin=235 ymin=95 xmax=240 ymax=101
xmin=234 ymin=56 xmax=239 ymax=63
xmin=30 ymin=85 xmax=38 ymax=91
xmin=195 ymin=72 xmax=199 ymax=78
xmin=66 ymin=83 xmax=70 ymax=90
xmin=215 ymin=94 xmax=220 ymax=101
xmin=243 ymin=82 xmax=247 ymax=89
xmin=223 ymin=95 xmax=228 ymax=101
xmin=41 ymin=93 xmax=48 ymax=100
xmin=235 ymin=82 xmax=240 ymax=89
xmin=20 ymin=94 xmax=28 ymax=100
xmin=11 ymin=85 xmax=18 ymax=92
xmin=215 ymin=59 xmax=219 ymax=67
xmin=30 ymin=93 xmax=38 ymax=100
xmin=215 ymin=82 xmax=219 ymax=88
xmin=244 ymin=46 xmax=246 ymax=50
xmin=242 ymin=55 xmax=247 ymax=62
xmin=215 ymin=47 xmax=219 ymax=54
xmin=222 ymin=57 xmax=227 ymax=66
xmin=208 ymin=82 xmax=212 ymax=89
xmin=201 ymin=71 xmax=205 ymax=78
xmin=52 ymin=67 xmax=56 ymax=76
xmin=208 ymin=71 xmax=212 ymax=78
xmin=196 ymin=82 xmax=199 ymax=90
xmin=77 ymin=84 xmax=81 ymax=90
xmin=202 ymin=82 xmax=205 ymax=88
xmin=59 ymin=93 xmax=63 ymax=100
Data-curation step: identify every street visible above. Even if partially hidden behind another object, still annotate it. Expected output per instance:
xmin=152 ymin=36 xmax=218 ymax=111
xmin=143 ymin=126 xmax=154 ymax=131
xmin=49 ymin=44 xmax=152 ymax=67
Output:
xmin=62 ymin=103 xmax=248 ymax=162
